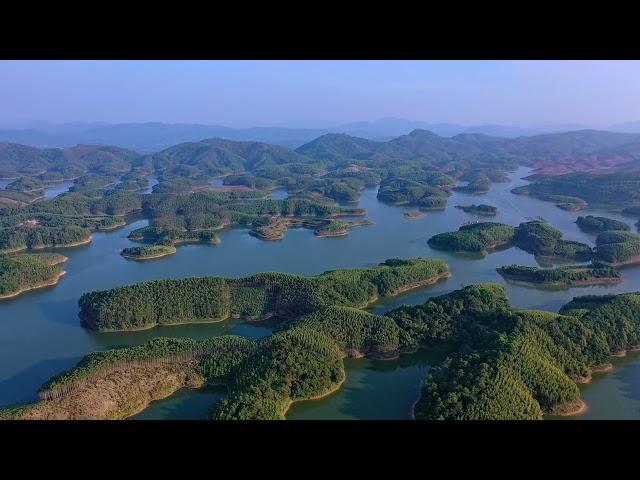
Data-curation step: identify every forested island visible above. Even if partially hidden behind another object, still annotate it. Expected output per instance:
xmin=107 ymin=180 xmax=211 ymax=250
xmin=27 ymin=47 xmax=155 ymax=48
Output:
xmin=4 ymin=129 xmax=638 ymax=262
xmin=428 ymin=219 xmax=596 ymax=262
xmin=576 ymin=215 xmax=630 ymax=233
xmin=121 ymin=244 xmax=177 ymax=260
xmin=0 ymin=223 xmax=92 ymax=253
xmin=138 ymin=191 xmax=367 ymax=246
xmin=455 ymin=204 xmax=498 ymax=216
xmin=594 ymin=230 xmax=640 ymax=266
xmin=377 ymin=177 xmax=451 ymax=210
xmin=428 ymin=222 xmax=515 ymax=254
xmin=496 ymin=262 xmax=621 ymax=287
xmin=313 ymin=219 xmax=373 ymax=237
xmin=0 ymin=253 xmax=68 ymax=299
xmin=128 ymin=226 xmax=221 ymax=246
xmin=78 ymin=258 xmax=450 ymax=331
xmin=4 ymin=282 xmax=640 ymax=420
xmin=248 ymin=217 xmax=372 ymax=241
xmin=513 ymin=220 xmax=593 ymax=260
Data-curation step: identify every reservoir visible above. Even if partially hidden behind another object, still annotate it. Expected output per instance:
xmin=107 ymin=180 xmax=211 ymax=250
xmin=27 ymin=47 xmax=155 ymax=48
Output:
xmin=2 ymin=166 xmax=640 ymax=419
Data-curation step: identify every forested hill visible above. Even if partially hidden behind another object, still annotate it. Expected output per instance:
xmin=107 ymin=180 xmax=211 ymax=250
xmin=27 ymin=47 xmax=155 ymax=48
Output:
xmin=298 ymin=129 xmax=640 ymax=165
xmin=0 ymin=128 xmax=637 ymax=218
xmin=4 ymin=129 xmax=640 ymax=190
xmin=294 ymin=134 xmax=383 ymax=164
xmin=136 ymin=137 xmax=314 ymax=177
xmin=0 ymin=143 xmax=139 ymax=178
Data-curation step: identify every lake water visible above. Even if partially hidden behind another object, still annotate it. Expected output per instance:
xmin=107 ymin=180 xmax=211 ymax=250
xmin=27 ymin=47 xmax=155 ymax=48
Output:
xmin=142 ymin=177 xmax=159 ymax=194
xmin=268 ymin=189 xmax=289 ymax=200
xmin=0 ymin=179 xmax=73 ymax=200
xmin=43 ymin=181 xmax=74 ymax=200
xmin=2 ymin=166 xmax=640 ymax=419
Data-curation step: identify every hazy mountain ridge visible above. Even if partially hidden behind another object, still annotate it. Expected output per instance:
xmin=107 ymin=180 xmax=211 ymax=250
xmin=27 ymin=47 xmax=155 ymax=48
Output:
xmin=4 ymin=128 xmax=640 ymax=180
xmin=2 ymin=118 xmax=637 ymax=153
xmin=298 ymin=129 xmax=640 ymax=166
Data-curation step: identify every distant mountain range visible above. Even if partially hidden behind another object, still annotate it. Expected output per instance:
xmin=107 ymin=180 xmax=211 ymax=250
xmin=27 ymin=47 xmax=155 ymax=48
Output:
xmin=4 ymin=128 xmax=640 ymax=181
xmin=1 ymin=118 xmax=639 ymax=153
xmin=0 ymin=118 xmax=640 ymax=153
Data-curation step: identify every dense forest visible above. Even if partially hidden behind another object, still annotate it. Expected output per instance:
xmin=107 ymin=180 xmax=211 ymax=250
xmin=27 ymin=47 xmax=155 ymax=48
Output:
xmin=403 ymin=285 xmax=640 ymax=419
xmin=428 ymin=222 xmax=515 ymax=254
xmin=0 ymin=172 xmax=143 ymax=253
xmin=79 ymin=258 xmax=449 ymax=331
xmin=513 ymin=171 xmax=640 ymax=212
xmin=496 ymin=262 xmax=621 ymax=287
xmin=377 ymin=178 xmax=450 ymax=209
xmin=513 ymin=220 xmax=593 ymax=260
xmin=0 ymin=224 xmax=91 ymax=253
xmin=594 ymin=230 xmax=640 ymax=265
xmin=5 ymin=129 xmax=640 ymax=419
xmin=120 ymin=244 xmax=177 ymax=260
xmin=7 ymin=282 xmax=640 ymax=420
xmin=0 ymin=253 xmax=67 ymax=298
xmin=455 ymin=204 xmax=498 ymax=216
xmin=2 ymin=129 xmax=640 ymax=259
xmin=576 ymin=215 xmax=630 ymax=233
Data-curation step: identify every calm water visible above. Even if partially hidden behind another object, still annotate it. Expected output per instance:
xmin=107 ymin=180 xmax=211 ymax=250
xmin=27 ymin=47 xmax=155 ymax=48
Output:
xmin=130 ymin=386 xmax=227 ymax=420
xmin=43 ymin=181 xmax=74 ymax=200
xmin=0 ymin=180 xmax=72 ymax=200
xmin=288 ymin=347 xmax=450 ymax=420
xmin=142 ymin=177 xmax=159 ymax=194
xmin=269 ymin=189 xmax=289 ymax=200
xmin=2 ymin=166 xmax=640 ymax=419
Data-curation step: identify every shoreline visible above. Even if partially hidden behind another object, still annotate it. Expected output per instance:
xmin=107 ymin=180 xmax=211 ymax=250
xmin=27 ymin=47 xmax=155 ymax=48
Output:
xmin=315 ymin=230 xmax=348 ymax=238
xmin=283 ymin=375 xmax=347 ymax=420
xmin=121 ymin=248 xmax=177 ymax=261
xmin=591 ymin=362 xmax=614 ymax=373
xmin=85 ymin=314 xmax=230 ymax=332
xmin=549 ymin=399 xmax=588 ymax=417
xmin=120 ymin=372 xmax=205 ymax=420
xmin=387 ymin=271 xmax=452 ymax=297
xmin=97 ymin=222 xmax=127 ymax=232
xmin=24 ymin=236 xmax=93 ymax=252
xmin=429 ymin=239 xmax=512 ymax=255
xmin=611 ymin=255 xmax=640 ymax=267
xmin=0 ymin=270 xmax=67 ymax=300
xmin=497 ymin=272 xmax=622 ymax=288
xmin=84 ymin=271 xmax=450 ymax=332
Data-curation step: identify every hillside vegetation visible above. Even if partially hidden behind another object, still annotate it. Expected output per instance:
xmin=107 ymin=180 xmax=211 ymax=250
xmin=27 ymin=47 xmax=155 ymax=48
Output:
xmin=7 ymin=283 xmax=640 ymax=420
xmin=79 ymin=258 xmax=449 ymax=331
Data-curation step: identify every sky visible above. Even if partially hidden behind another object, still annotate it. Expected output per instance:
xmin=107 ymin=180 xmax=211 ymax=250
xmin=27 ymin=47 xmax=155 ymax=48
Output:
xmin=0 ymin=60 xmax=639 ymax=128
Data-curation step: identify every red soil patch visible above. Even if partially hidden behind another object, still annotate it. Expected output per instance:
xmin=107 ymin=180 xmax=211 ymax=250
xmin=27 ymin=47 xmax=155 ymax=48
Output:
xmin=532 ymin=154 xmax=634 ymax=176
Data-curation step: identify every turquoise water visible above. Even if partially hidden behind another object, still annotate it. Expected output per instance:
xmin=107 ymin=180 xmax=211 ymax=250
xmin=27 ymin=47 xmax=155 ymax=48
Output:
xmin=1 ymin=166 xmax=640 ymax=418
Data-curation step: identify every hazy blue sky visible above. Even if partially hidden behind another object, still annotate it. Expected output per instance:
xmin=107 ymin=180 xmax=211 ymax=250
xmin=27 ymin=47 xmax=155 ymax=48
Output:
xmin=1 ymin=60 xmax=639 ymax=128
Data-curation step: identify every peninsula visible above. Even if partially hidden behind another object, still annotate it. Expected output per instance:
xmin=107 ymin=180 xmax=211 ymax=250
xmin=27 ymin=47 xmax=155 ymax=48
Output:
xmin=496 ymin=262 xmax=621 ymax=287
xmin=0 ymin=253 xmax=68 ymax=299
